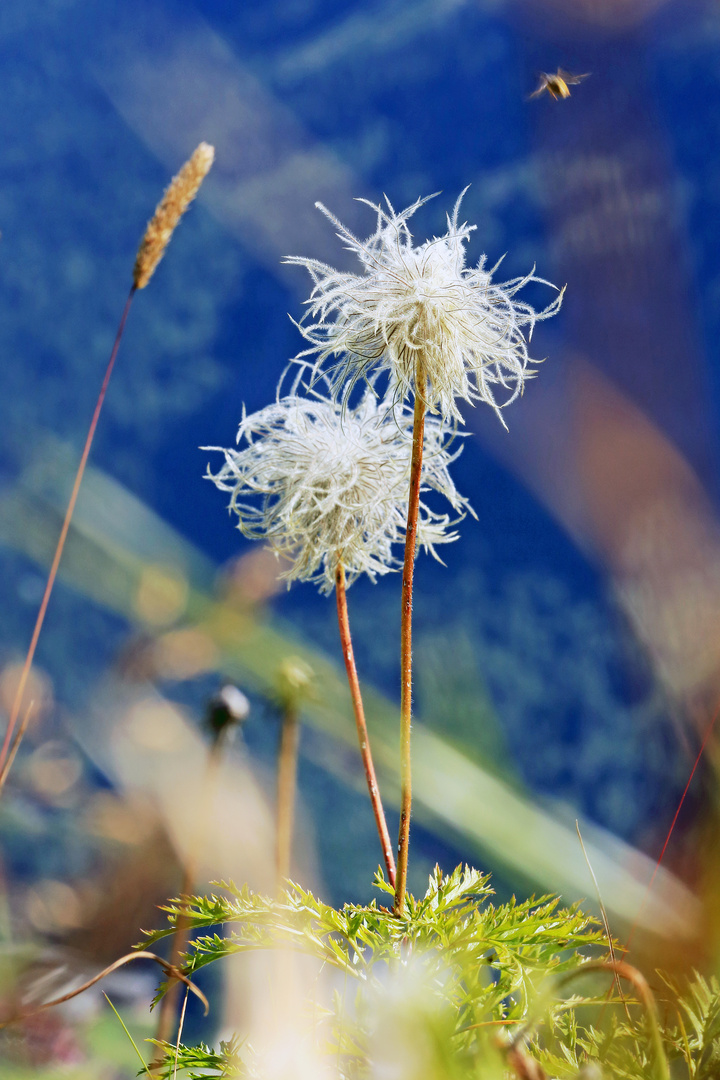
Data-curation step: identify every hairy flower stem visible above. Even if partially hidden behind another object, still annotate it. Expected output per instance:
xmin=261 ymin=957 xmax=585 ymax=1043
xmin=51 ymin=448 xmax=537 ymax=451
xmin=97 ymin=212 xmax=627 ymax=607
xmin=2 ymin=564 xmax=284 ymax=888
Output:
xmin=335 ymin=563 xmax=396 ymax=887
xmin=276 ymin=702 xmax=300 ymax=887
xmin=394 ymin=371 xmax=427 ymax=915
xmin=0 ymin=287 xmax=136 ymax=796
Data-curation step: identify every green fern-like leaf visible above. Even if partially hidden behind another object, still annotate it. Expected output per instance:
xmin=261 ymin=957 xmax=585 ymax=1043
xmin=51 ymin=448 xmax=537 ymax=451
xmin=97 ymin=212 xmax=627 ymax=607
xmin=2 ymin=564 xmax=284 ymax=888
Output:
xmin=659 ymin=970 xmax=720 ymax=1078
xmin=146 ymin=1035 xmax=248 ymax=1079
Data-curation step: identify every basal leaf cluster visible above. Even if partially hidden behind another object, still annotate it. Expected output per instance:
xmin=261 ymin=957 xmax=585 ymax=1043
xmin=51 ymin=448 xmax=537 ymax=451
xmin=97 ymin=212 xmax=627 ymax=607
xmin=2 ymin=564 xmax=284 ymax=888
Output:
xmin=142 ymin=865 xmax=607 ymax=1077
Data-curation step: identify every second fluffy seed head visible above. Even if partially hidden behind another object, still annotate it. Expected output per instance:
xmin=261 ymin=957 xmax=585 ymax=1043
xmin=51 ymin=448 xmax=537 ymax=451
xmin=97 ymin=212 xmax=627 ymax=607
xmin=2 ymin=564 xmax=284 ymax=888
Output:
xmin=204 ymin=388 xmax=471 ymax=594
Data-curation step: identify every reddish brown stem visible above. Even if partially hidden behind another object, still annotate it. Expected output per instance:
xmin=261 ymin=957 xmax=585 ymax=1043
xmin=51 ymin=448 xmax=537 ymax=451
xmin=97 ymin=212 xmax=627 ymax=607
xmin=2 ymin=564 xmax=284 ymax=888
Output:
xmin=0 ymin=286 xmax=136 ymax=795
xmin=394 ymin=376 xmax=426 ymax=915
xmin=335 ymin=563 xmax=396 ymax=887
xmin=0 ymin=702 xmax=36 ymax=796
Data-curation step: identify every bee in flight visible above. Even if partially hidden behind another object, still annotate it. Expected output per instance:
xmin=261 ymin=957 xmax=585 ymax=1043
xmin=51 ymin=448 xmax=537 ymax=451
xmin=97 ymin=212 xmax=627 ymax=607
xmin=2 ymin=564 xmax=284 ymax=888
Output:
xmin=529 ymin=69 xmax=590 ymax=101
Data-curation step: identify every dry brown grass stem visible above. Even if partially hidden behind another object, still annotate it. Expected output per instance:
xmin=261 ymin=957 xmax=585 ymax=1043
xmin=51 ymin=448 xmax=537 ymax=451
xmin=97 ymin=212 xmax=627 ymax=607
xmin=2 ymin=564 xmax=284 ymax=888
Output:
xmin=133 ymin=143 xmax=215 ymax=289
xmin=0 ymin=287 xmax=135 ymax=793
xmin=0 ymin=701 xmax=36 ymax=793
xmin=0 ymin=951 xmax=208 ymax=1029
xmin=575 ymin=820 xmax=628 ymax=1018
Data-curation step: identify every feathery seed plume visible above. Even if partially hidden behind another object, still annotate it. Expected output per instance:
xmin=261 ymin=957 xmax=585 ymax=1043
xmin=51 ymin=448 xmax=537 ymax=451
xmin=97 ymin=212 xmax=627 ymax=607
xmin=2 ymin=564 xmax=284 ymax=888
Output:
xmin=285 ymin=191 xmax=563 ymax=427
xmin=133 ymin=142 xmax=215 ymax=290
xmin=203 ymin=386 xmax=471 ymax=594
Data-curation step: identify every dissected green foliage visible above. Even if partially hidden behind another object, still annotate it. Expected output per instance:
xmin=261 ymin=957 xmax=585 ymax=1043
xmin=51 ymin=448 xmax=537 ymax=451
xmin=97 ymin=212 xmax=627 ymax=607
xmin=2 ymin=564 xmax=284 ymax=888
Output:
xmin=143 ymin=865 xmax=606 ymax=1077
xmin=534 ymin=1008 xmax=657 ymax=1079
xmin=148 ymin=1035 xmax=247 ymax=1079
xmin=660 ymin=971 xmax=720 ymax=1079
xmin=144 ymin=865 xmax=603 ymax=1006
xmin=514 ymin=970 xmax=720 ymax=1080
xmin=140 ymin=869 xmax=720 ymax=1078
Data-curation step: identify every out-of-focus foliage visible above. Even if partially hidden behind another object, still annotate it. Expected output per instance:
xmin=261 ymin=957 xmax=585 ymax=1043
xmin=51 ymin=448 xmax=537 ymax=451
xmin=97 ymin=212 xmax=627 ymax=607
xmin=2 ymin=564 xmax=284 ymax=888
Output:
xmin=661 ymin=972 xmax=720 ymax=1079
xmin=534 ymin=972 xmax=720 ymax=1078
xmin=140 ymin=870 xmax=720 ymax=1079
xmin=145 ymin=865 xmax=606 ymax=1078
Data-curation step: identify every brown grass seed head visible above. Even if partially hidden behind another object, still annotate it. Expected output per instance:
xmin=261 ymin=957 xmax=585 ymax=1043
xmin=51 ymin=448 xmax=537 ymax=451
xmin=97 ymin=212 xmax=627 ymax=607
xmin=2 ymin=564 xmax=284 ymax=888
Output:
xmin=133 ymin=141 xmax=215 ymax=290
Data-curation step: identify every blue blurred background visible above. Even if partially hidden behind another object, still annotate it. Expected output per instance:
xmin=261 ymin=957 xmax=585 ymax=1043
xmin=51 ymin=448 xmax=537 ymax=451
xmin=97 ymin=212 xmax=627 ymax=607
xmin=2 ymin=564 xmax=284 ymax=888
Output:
xmin=2 ymin=0 xmax=720 ymax=1066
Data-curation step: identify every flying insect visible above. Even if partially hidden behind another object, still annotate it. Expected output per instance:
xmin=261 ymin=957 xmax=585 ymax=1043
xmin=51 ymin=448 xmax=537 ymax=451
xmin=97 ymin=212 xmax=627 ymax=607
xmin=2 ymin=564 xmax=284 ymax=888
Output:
xmin=529 ymin=69 xmax=590 ymax=101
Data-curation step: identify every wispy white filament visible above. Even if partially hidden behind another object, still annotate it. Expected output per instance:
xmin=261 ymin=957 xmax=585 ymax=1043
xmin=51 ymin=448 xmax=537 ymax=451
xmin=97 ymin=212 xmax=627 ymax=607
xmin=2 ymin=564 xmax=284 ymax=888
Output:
xmin=285 ymin=191 xmax=563 ymax=426
xmin=204 ymin=390 xmax=471 ymax=593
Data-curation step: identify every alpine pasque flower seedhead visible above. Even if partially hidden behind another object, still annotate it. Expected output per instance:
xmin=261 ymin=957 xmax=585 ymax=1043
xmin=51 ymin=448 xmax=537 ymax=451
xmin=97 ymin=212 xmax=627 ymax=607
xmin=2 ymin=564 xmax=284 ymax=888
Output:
xmin=203 ymin=388 xmax=471 ymax=594
xmin=285 ymin=191 xmax=563 ymax=427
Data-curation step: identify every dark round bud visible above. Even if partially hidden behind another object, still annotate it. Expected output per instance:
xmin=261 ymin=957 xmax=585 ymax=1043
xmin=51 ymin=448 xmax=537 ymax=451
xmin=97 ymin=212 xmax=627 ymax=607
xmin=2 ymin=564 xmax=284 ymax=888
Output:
xmin=206 ymin=684 xmax=250 ymax=736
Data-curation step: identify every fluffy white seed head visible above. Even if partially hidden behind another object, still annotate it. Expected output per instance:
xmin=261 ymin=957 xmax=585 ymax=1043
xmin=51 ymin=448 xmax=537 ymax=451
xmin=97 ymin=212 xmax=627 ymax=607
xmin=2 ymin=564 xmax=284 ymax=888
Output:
xmin=284 ymin=191 xmax=563 ymax=427
xmin=203 ymin=389 xmax=471 ymax=594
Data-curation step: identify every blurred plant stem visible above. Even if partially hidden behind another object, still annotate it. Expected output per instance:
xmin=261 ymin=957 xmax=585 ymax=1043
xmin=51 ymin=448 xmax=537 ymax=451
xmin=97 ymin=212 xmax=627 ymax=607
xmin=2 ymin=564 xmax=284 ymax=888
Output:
xmin=0 ymin=287 xmax=136 ymax=796
xmin=276 ymin=701 xmax=300 ymax=887
xmin=0 ymin=856 xmax=12 ymax=943
xmin=335 ymin=562 xmax=395 ymax=887
xmin=152 ymin=717 xmax=231 ymax=1060
xmin=274 ymin=659 xmax=313 ymax=889
xmin=395 ymin=369 xmax=426 ymax=915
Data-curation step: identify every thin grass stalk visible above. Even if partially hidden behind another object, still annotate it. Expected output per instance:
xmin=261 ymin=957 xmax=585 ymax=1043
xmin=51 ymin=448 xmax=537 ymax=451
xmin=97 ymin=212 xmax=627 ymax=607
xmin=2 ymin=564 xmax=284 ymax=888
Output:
xmin=335 ymin=562 xmax=396 ymax=887
xmin=394 ymin=367 xmax=426 ymax=915
xmin=622 ymin=697 xmax=720 ymax=959
xmin=0 ymin=143 xmax=214 ymax=798
xmin=0 ymin=287 xmax=136 ymax=794
xmin=0 ymin=702 xmax=36 ymax=796
xmin=276 ymin=701 xmax=300 ymax=886
xmin=173 ymin=985 xmax=191 ymax=1080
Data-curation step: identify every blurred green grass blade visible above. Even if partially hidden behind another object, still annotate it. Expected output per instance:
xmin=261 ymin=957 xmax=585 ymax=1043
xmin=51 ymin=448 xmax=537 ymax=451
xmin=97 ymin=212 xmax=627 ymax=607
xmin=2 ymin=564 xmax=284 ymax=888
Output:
xmin=102 ymin=993 xmax=151 ymax=1077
